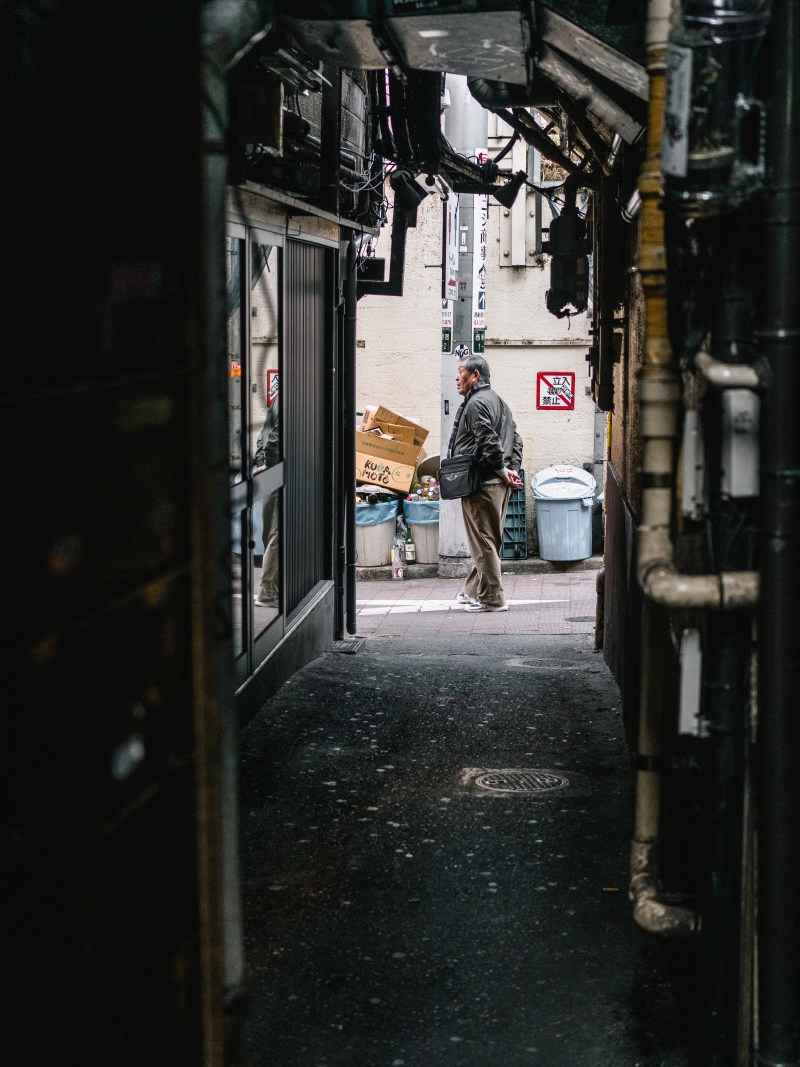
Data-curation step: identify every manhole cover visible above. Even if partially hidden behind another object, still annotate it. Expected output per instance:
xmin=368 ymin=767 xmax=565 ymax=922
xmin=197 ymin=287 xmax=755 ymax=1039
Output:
xmin=506 ymin=658 xmax=581 ymax=670
xmin=474 ymin=769 xmax=570 ymax=793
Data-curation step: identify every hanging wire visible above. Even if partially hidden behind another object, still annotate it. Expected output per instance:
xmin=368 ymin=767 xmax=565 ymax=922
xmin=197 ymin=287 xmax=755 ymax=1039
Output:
xmin=491 ymin=130 xmax=520 ymax=166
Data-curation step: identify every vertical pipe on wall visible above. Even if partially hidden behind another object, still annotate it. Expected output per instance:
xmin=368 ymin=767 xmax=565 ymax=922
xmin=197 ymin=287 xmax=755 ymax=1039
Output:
xmin=630 ymin=0 xmax=697 ymax=938
xmin=595 ymin=172 xmax=617 ymax=411
xmin=334 ymin=247 xmax=346 ymax=642
xmin=344 ymin=240 xmax=358 ymax=633
xmin=756 ymin=0 xmax=800 ymax=1061
xmin=700 ymin=226 xmax=756 ymax=1067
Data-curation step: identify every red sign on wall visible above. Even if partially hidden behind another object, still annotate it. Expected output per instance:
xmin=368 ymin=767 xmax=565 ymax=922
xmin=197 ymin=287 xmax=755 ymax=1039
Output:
xmin=536 ymin=372 xmax=575 ymax=410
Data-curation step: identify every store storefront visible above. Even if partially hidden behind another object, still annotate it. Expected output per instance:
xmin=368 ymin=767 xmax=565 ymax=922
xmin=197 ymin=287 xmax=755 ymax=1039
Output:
xmin=226 ymin=195 xmax=347 ymax=718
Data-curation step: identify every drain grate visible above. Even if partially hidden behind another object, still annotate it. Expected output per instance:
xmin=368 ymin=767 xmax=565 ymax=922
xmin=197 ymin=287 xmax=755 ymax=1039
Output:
xmin=474 ymin=769 xmax=570 ymax=794
xmin=330 ymin=637 xmax=365 ymax=654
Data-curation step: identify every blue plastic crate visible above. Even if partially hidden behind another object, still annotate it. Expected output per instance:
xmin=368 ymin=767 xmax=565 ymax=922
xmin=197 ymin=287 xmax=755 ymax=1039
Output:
xmin=501 ymin=469 xmax=528 ymax=559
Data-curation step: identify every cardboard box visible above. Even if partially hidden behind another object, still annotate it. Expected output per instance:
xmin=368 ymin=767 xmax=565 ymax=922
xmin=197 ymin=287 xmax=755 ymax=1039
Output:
xmin=356 ymin=430 xmax=425 ymax=493
xmin=360 ymin=405 xmax=429 ymax=449
xmin=374 ymin=421 xmax=416 ymax=445
xmin=356 ymin=404 xmax=430 ymax=493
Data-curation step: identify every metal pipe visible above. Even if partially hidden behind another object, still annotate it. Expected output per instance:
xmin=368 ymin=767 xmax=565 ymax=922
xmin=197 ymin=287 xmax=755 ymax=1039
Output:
xmin=639 ymin=559 xmax=759 ymax=609
xmin=756 ymin=0 xmax=800 ymax=1060
xmin=334 ymin=257 xmax=346 ymax=642
xmin=489 ymin=107 xmax=588 ymax=180
xmin=694 ymin=349 xmax=762 ymax=389
xmin=633 ymin=0 xmax=761 ymax=614
xmin=697 ymin=218 xmax=759 ymax=1067
xmin=630 ymin=0 xmax=697 ymax=938
xmin=344 ymin=240 xmax=358 ymax=634
xmin=622 ymin=188 xmax=642 ymax=222
xmin=631 ymin=602 xmax=700 ymax=937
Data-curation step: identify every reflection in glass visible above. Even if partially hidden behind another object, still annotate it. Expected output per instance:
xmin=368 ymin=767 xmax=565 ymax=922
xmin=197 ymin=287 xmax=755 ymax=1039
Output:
xmin=250 ymin=242 xmax=281 ymax=640
xmin=249 ymin=244 xmax=280 ymax=471
xmin=228 ymin=234 xmax=283 ymax=671
xmin=226 ymin=236 xmax=244 ymax=483
xmin=253 ymin=491 xmax=281 ymax=634
xmin=231 ymin=510 xmax=245 ymax=661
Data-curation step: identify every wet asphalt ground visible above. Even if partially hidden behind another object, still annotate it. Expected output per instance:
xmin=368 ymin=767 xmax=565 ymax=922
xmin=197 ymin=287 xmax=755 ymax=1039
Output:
xmin=238 ymin=574 xmax=693 ymax=1066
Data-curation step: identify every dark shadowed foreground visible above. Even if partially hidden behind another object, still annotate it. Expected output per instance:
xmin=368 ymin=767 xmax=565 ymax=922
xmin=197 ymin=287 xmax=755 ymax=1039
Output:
xmin=238 ymin=577 xmax=695 ymax=1067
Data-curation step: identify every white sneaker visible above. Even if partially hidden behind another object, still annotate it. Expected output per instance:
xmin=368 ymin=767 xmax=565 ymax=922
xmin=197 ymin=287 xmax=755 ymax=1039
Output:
xmin=465 ymin=601 xmax=509 ymax=612
xmin=455 ymin=591 xmax=473 ymax=605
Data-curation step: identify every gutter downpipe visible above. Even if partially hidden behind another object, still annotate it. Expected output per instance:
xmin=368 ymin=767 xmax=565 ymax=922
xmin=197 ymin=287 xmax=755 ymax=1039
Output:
xmin=756 ymin=0 xmax=800 ymax=1061
xmin=631 ymin=0 xmax=760 ymax=938
xmin=701 ymin=221 xmax=759 ymax=1067
xmin=630 ymin=0 xmax=699 ymax=938
xmin=630 ymin=0 xmax=695 ymax=938
xmin=343 ymin=240 xmax=358 ymax=634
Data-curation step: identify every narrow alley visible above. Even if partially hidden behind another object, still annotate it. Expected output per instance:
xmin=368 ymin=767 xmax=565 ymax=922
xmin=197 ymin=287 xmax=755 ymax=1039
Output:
xmin=238 ymin=573 xmax=695 ymax=1066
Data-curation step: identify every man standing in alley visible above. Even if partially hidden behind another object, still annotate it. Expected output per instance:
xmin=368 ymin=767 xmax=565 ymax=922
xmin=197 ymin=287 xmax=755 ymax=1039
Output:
xmin=450 ymin=355 xmax=523 ymax=612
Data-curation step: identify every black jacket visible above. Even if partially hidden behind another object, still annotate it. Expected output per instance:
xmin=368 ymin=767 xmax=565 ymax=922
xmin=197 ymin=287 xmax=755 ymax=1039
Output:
xmin=453 ymin=382 xmax=523 ymax=481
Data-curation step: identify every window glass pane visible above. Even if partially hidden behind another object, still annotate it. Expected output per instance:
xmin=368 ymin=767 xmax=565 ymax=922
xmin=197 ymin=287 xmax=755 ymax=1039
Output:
xmin=249 ymin=244 xmax=280 ymax=471
xmin=230 ymin=509 xmax=246 ymax=663
xmin=226 ymin=235 xmax=245 ymax=483
xmin=253 ymin=489 xmax=281 ymax=635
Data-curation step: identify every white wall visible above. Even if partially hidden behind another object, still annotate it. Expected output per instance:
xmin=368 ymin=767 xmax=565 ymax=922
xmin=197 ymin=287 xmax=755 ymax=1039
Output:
xmin=357 ymin=189 xmax=444 ymax=456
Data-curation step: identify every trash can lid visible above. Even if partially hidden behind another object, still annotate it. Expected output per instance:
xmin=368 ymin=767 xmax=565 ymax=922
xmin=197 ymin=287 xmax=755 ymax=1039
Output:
xmin=531 ymin=464 xmax=596 ymax=500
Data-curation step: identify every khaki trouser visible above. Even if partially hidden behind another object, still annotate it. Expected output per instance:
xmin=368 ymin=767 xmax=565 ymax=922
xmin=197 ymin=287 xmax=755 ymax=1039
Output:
xmin=461 ymin=481 xmax=511 ymax=607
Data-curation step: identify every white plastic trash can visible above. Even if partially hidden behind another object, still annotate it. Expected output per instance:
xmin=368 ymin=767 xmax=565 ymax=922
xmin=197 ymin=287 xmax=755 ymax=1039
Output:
xmin=355 ymin=500 xmax=398 ymax=567
xmin=531 ymin=465 xmax=597 ymax=561
xmin=403 ymin=500 xmax=439 ymax=564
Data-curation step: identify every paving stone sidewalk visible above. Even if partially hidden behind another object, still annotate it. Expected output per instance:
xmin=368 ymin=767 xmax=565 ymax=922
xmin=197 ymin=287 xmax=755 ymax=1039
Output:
xmin=354 ymin=571 xmax=600 ymax=638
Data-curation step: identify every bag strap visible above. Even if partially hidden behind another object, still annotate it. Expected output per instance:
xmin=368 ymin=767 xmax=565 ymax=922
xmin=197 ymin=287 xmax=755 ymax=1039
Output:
xmin=447 ymin=389 xmax=475 ymax=458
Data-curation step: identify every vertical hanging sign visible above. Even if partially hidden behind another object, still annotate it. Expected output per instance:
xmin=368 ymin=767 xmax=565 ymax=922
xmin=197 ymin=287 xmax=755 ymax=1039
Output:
xmin=472 ymin=183 xmax=487 ymax=354
xmin=443 ymin=192 xmax=459 ymax=302
xmin=442 ymin=300 xmax=453 ymax=353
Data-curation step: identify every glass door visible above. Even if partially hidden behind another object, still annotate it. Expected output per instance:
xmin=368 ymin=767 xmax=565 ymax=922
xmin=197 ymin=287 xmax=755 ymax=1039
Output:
xmin=227 ymin=223 xmax=285 ymax=686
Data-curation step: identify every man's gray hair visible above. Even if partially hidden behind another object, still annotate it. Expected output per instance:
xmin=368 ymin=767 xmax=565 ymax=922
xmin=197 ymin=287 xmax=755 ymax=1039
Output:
xmin=462 ymin=354 xmax=491 ymax=382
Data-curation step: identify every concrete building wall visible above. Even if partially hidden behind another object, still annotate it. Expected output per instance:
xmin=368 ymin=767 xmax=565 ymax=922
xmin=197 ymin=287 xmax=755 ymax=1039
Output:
xmin=357 ymin=190 xmax=444 ymax=455
xmin=358 ymin=181 xmax=599 ymax=554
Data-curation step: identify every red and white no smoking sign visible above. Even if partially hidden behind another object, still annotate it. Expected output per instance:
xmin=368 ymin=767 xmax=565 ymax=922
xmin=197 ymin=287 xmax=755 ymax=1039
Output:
xmin=536 ymin=372 xmax=575 ymax=410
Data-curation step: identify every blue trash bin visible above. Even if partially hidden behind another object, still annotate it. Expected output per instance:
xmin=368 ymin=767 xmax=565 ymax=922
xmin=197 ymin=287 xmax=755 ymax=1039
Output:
xmin=355 ymin=500 xmax=398 ymax=566
xmin=403 ymin=499 xmax=439 ymax=564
